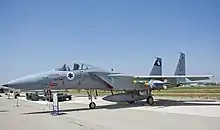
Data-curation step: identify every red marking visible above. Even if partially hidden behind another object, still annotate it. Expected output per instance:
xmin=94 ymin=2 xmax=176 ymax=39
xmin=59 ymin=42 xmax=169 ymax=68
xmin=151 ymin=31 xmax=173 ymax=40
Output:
xmin=49 ymin=82 xmax=57 ymax=87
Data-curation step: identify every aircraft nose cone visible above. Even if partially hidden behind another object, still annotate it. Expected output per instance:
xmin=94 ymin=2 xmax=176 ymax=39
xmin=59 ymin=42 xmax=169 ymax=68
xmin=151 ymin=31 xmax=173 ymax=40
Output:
xmin=2 ymin=80 xmax=22 ymax=89
xmin=2 ymin=76 xmax=40 ymax=89
xmin=2 ymin=84 xmax=9 ymax=87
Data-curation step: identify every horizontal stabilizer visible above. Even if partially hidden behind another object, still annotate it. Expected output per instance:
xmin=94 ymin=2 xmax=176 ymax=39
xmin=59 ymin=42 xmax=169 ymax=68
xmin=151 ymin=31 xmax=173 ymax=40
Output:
xmin=186 ymin=76 xmax=211 ymax=81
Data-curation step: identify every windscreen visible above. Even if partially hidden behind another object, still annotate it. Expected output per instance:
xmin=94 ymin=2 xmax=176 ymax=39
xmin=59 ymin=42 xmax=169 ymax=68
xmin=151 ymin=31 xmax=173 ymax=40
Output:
xmin=55 ymin=64 xmax=70 ymax=71
xmin=55 ymin=63 xmax=94 ymax=71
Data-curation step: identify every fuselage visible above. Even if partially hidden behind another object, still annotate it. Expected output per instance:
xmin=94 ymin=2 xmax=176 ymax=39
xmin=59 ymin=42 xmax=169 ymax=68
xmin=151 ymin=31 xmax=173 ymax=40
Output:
xmin=2 ymin=66 xmax=141 ymax=91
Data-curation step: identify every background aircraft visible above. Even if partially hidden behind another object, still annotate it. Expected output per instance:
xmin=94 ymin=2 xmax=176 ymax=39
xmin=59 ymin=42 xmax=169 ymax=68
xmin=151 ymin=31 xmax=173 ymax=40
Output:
xmin=149 ymin=57 xmax=162 ymax=76
xmin=163 ymin=52 xmax=211 ymax=87
xmin=2 ymin=53 xmax=212 ymax=109
xmin=135 ymin=52 xmax=210 ymax=88
xmin=171 ymin=52 xmax=215 ymax=86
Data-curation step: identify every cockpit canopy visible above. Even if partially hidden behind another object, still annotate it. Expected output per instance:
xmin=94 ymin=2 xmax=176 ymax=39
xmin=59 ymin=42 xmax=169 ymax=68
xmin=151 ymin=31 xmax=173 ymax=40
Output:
xmin=55 ymin=63 xmax=95 ymax=71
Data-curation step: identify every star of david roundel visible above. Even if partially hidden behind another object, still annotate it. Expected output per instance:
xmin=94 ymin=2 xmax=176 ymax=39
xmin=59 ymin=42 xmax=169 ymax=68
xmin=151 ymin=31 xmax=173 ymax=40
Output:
xmin=67 ymin=72 xmax=75 ymax=80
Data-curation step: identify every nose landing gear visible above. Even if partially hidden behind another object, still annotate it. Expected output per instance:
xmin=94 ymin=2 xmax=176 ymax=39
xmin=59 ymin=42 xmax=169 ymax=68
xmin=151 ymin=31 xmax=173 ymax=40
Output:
xmin=87 ymin=90 xmax=97 ymax=109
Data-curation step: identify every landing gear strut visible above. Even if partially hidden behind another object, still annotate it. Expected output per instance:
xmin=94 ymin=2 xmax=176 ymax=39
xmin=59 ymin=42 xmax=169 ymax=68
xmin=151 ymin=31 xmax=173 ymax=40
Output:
xmin=87 ymin=90 xmax=96 ymax=109
xmin=145 ymin=89 xmax=154 ymax=105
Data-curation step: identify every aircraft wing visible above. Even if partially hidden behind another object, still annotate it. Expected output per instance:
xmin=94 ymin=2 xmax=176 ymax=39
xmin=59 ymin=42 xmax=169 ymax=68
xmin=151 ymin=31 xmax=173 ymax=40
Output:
xmin=88 ymin=72 xmax=213 ymax=90
xmin=88 ymin=72 xmax=114 ymax=89
xmin=89 ymin=72 xmax=140 ymax=90
xmin=108 ymin=74 xmax=213 ymax=81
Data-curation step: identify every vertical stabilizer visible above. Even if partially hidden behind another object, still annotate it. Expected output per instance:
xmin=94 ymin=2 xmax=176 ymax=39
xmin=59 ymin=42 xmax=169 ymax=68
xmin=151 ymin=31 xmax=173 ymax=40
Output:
xmin=149 ymin=57 xmax=162 ymax=75
xmin=174 ymin=52 xmax=186 ymax=75
xmin=174 ymin=52 xmax=186 ymax=82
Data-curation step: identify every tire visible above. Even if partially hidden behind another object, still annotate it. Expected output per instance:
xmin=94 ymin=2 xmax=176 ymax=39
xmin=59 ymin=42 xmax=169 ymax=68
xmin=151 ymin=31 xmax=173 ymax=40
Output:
xmin=89 ymin=102 xmax=96 ymax=109
xmin=147 ymin=96 xmax=154 ymax=105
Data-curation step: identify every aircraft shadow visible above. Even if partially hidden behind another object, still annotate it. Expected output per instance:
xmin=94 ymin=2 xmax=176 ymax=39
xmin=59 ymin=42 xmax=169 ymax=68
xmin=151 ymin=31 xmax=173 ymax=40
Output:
xmin=153 ymin=99 xmax=220 ymax=107
xmin=22 ymin=98 xmax=220 ymax=115
xmin=0 ymin=110 xmax=9 ymax=113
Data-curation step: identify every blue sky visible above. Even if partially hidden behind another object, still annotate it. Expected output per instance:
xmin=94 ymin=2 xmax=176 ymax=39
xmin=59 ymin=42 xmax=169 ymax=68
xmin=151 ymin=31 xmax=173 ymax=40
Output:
xmin=0 ymin=0 xmax=219 ymax=83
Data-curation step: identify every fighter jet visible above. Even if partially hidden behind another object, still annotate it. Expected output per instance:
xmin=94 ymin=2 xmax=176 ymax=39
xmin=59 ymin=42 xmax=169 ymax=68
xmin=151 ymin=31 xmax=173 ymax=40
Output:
xmin=171 ymin=52 xmax=213 ymax=86
xmin=2 ymin=54 xmax=212 ymax=109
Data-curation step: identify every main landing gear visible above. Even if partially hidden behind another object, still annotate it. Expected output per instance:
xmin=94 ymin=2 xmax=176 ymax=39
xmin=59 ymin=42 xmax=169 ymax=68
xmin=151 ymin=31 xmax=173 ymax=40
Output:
xmin=146 ymin=96 xmax=154 ymax=105
xmin=89 ymin=102 xmax=96 ymax=109
xmin=87 ymin=90 xmax=97 ymax=109
xmin=145 ymin=89 xmax=154 ymax=105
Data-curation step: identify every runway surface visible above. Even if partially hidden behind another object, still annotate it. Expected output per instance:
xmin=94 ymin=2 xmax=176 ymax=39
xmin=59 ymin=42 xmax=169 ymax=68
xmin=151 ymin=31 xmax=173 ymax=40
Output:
xmin=1 ymin=94 xmax=220 ymax=130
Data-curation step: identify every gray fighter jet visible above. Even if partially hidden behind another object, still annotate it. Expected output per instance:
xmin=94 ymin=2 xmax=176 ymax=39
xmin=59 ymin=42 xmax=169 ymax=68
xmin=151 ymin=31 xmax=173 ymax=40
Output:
xmin=2 ymin=53 xmax=212 ymax=109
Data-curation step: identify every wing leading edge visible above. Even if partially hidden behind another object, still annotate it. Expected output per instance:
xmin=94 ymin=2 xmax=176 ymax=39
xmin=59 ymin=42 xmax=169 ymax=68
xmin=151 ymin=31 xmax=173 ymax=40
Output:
xmin=109 ymin=74 xmax=213 ymax=81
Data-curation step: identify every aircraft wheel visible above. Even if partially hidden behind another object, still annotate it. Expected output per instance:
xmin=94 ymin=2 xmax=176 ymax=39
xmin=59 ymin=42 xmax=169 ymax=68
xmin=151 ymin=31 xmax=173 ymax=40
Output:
xmin=89 ymin=102 xmax=96 ymax=109
xmin=147 ymin=96 xmax=154 ymax=105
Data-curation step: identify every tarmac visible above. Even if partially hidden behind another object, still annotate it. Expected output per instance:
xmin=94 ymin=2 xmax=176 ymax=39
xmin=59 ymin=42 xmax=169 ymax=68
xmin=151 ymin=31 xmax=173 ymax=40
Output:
xmin=1 ymin=94 xmax=220 ymax=130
